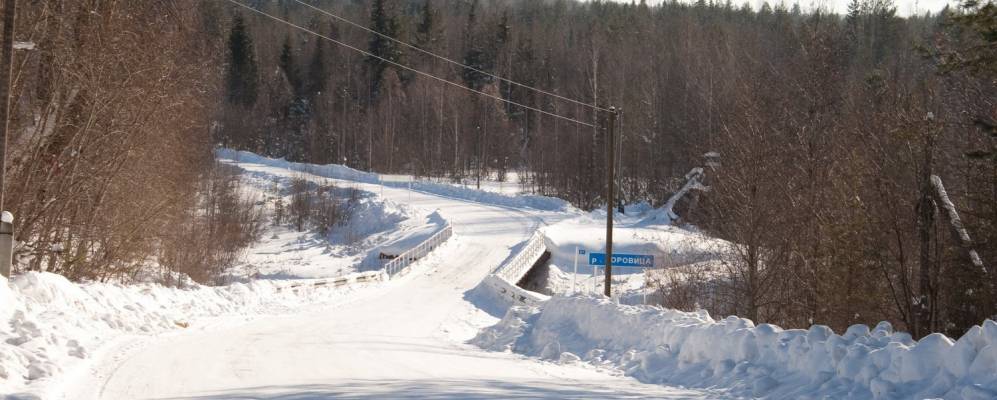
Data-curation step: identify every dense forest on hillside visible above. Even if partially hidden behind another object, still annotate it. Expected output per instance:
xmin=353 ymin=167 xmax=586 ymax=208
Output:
xmin=217 ymin=0 xmax=997 ymax=338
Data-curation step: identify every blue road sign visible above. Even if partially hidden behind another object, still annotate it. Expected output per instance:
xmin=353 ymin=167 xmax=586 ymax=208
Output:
xmin=588 ymin=252 xmax=654 ymax=268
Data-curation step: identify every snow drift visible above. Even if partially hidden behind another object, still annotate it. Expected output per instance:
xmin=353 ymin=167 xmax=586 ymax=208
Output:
xmin=217 ymin=148 xmax=572 ymax=212
xmin=0 ymin=271 xmax=377 ymax=397
xmin=473 ymin=296 xmax=997 ymax=400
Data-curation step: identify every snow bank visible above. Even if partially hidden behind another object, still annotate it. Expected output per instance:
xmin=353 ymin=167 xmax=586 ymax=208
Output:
xmin=227 ymin=155 xmax=450 ymax=280
xmin=404 ymin=179 xmax=570 ymax=212
xmin=540 ymin=212 xmax=729 ymax=301
xmin=544 ymin=217 xmax=722 ymax=272
xmin=217 ymin=149 xmax=572 ymax=212
xmin=473 ymin=296 xmax=997 ymax=400
xmin=0 ymin=271 xmax=378 ymax=397
xmin=366 ymin=210 xmax=447 ymax=259
xmin=218 ymin=149 xmax=381 ymax=184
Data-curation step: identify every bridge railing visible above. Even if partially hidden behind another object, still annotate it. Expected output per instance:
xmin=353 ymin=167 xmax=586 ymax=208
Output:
xmin=274 ymin=271 xmax=384 ymax=293
xmin=486 ymin=231 xmax=550 ymax=306
xmin=384 ymin=224 xmax=454 ymax=277
xmin=495 ymin=231 xmax=546 ymax=284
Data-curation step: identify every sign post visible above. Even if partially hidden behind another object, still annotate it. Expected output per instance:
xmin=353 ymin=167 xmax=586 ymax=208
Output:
xmin=572 ymin=247 xmax=580 ymax=294
xmin=587 ymin=251 xmax=654 ymax=303
xmin=592 ymin=264 xmax=597 ymax=294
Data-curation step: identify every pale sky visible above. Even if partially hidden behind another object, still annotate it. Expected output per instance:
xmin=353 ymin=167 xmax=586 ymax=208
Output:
xmin=607 ymin=0 xmax=959 ymax=16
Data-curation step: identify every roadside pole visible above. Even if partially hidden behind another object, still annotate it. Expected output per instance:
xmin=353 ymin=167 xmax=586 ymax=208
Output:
xmin=0 ymin=212 xmax=10 ymax=278
xmin=592 ymin=265 xmax=597 ymax=294
xmin=604 ymin=107 xmax=617 ymax=297
xmin=572 ymin=246 xmax=579 ymax=294
xmin=0 ymin=0 xmax=16 ymax=278
xmin=643 ymin=266 xmax=647 ymax=305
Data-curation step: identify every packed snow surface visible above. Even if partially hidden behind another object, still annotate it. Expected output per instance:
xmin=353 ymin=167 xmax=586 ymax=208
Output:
xmin=0 ymin=271 xmax=379 ymax=399
xmin=473 ymin=296 xmax=997 ymax=400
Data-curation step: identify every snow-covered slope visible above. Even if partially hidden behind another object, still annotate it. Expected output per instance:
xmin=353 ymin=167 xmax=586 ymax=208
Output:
xmin=0 ymin=271 xmax=380 ymax=398
xmin=473 ymin=296 xmax=997 ymax=400
xmin=232 ymin=162 xmax=448 ymax=280
xmin=218 ymin=148 xmax=575 ymax=212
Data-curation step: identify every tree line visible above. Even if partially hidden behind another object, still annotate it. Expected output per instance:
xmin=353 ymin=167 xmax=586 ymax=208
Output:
xmin=218 ymin=0 xmax=996 ymax=337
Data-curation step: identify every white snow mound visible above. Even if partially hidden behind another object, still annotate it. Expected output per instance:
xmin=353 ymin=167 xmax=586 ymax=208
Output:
xmin=0 ymin=271 xmax=375 ymax=396
xmin=472 ymin=295 xmax=997 ymax=400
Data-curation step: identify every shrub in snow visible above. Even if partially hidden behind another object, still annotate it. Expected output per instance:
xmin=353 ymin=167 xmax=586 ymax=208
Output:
xmin=472 ymin=295 xmax=997 ymax=400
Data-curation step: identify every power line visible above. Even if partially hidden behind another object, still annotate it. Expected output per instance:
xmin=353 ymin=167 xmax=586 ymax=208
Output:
xmin=224 ymin=0 xmax=598 ymax=129
xmin=292 ymin=0 xmax=612 ymax=114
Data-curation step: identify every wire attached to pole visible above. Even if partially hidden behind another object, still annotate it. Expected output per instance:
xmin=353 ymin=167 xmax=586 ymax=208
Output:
xmin=224 ymin=0 xmax=600 ymax=129
xmin=292 ymin=0 xmax=612 ymax=113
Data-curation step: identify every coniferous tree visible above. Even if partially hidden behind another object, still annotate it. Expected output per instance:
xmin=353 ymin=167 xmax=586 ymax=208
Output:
xmin=225 ymin=14 xmax=257 ymax=107
xmin=308 ymin=38 xmax=328 ymax=98
xmin=367 ymin=0 xmax=402 ymax=96
xmin=416 ymin=0 xmax=438 ymax=49
xmin=279 ymin=36 xmax=301 ymax=95
xmin=941 ymin=0 xmax=997 ymax=77
xmin=223 ymin=14 xmax=259 ymax=149
xmin=462 ymin=0 xmax=492 ymax=90
xmin=225 ymin=14 xmax=259 ymax=107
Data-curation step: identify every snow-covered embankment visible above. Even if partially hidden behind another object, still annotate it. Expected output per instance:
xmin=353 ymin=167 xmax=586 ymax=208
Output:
xmin=473 ymin=296 xmax=997 ymax=400
xmin=218 ymin=148 xmax=573 ymax=212
xmin=0 ymin=271 xmax=379 ymax=397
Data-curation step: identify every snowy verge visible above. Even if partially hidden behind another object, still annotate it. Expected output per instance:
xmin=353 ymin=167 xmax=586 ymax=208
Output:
xmin=217 ymin=149 xmax=573 ymax=212
xmin=226 ymin=155 xmax=450 ymax=279
xmin=472 ymin=296 xmax=997 ymax=400
xmin=0 ymin=271 xmax=380 ymax=398
xmin=539 ymin=211 xmax=729 ymax=303
xmin=480 ymin=275 xmax=548 ymax=308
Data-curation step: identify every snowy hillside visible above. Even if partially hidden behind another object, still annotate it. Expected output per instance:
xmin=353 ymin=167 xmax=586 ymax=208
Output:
xmin=224 ymin=158 xmax=449 ymax=280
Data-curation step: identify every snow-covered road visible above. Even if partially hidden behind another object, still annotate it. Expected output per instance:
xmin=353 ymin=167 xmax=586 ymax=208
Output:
xmin=66 ymin=160 xmax=718 ymax=399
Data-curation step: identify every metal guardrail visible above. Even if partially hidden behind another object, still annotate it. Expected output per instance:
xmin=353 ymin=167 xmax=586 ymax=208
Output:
xmin=274 ymin=271 xmax=384 ymax=292
xmin=384 ymin=224 xmax=454 ymax=277
xmin=495 ymin=231 xmax=546 ymax=284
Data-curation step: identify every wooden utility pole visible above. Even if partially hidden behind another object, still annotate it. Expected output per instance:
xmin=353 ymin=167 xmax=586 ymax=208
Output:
xmin=0 ymin=0 xmax=15 ymax=211
xmin=0 ymin=0 xmax=15 ymax=279
xmin=604 ymin=107 xmax=617 ymax=297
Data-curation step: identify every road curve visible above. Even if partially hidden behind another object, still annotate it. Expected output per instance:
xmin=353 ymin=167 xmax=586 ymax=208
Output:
xmin=68 ymin=160 xmax=717 ymax=400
